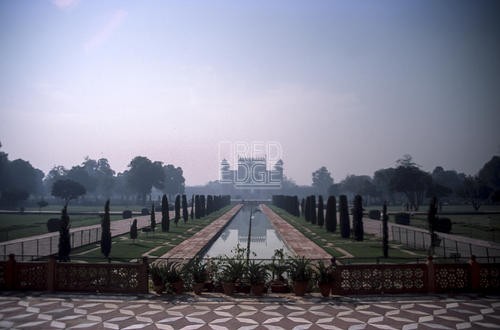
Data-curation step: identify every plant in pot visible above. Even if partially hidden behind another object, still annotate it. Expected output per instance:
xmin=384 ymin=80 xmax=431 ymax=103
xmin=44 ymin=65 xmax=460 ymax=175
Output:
xmin=219 ymin=258 xmax=245 ymax=295
xmin=314 ymin=260 xmax=335 ymax=297
xmin=188 ymin=256 xmax=208 ymax=295
xmin=269 ymin=248 xmax=289 ymax=293
xmin=247 ymin=260 xmax=269 ymax=296
xmin=164 ymin=261 xmax=185 ymax=294
xmin=287 ymin=256 xmax=313 ymax=296
xmin=150 ymin=264 xmax=167 ymax=294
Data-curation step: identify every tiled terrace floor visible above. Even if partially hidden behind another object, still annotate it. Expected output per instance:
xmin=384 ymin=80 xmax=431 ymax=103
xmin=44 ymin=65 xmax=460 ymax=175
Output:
xmin=0 ymin=292 xmax=499 ymax=329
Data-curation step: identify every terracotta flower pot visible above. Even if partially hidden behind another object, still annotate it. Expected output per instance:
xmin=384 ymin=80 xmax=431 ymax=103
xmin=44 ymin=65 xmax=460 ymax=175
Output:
xmin=270 ymin=281 xmax=289 ymax=293
xmin=172 ymin=280 xmax=184 ymax=294
xmin=193 ymin=282 xmax=204 ymax=295
xmin=318 ymin=283 xmax=331 ymax=297
xmin=293 ymin=281 xmax=308 ymax=296
xmin=222 ymin=282 xmax=235 ymax=295
xmin=251 ymin=283 xmax=266 ymax=296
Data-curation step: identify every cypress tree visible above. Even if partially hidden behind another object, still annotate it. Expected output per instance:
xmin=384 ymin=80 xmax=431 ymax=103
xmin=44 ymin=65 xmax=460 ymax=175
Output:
xmin=339 ymin=195 xmax=351 ymax=239
xmin=352 ymin=195 xmax=364 ymax=241
xmin=161 ymin=194 xmax=169 ymax=232
xmin=150 ymin=202 xmax=156 ymax=232
xmin=58 ymin=205 xmax=71 ymax=262
xmin=206 ymin=195 xmax=213 ymax=215
xmin=310 ymin=195 xmax=317 ymax=225
xmin=195 ymin=195 xmax=200 ymax=219
xmin=301 ymin=197 xmax=305 ymax=217
xmin=325 ymin=195 xmax=337 ymax=232
xmin=428 ymin=196 xmax=438 ymax=256
xmin=304 ymin=196 xmax=310 ymax=222
xmin=174 ymin=195 xmax=180 ymax=225
xmin=101 ymin=199 xmax=112 ymax=258
xmin=317 ymin=195 xmax=324 ymax=227
xmin=190 ymin=195 xmax=194 ymax=219
xmin=382 ymin=202 xmax=389 ymax=258
xmin=130 ymin=219 xmax=138 ymax=243
xmin=293 ymin=196 xmax=300 ymax=217
xmin=182 ymin=194 xmax=188 ymax=223
xmin=200 ymin=195 xmax=206 ymax=217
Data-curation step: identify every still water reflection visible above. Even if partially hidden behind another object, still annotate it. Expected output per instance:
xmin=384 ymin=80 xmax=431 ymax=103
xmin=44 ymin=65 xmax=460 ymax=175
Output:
xmin=202 ymin=206 xmax=290 ymax=259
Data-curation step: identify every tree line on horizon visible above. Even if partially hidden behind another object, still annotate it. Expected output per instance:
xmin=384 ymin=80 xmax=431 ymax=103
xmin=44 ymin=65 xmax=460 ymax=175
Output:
xmin=1 ymin=141 xmax=499 ymax=211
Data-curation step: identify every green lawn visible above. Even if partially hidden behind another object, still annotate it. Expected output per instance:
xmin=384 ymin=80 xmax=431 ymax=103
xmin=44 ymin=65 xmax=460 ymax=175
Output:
xmin=269 ymin=205 xmax=426 ymax=263
xmin=69 ymin=205 xmax=233 ymax=262
xmin=0 ymin=213 xmax=122 ymax=242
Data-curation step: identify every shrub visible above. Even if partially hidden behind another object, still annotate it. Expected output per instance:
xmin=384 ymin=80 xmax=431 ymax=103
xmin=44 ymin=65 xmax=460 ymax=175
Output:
xmin=394 ymin=213 xmax=410 ymax=225
xmin=122 ymin=210 xmax=132 ymax=219
xmin=435 ymin=217 xmax=452 ymax=233
xmin=130 ymin=219 xmax=138 ymax=241
xmin=339 ymin=195 xmax=350 ymax=238
xmin=317 ymin=195 xmax=324 ymax=227
xmin=58 ymin=206 xmax=71 ymax=262
xmin=352 ymin=195 xmax=364 ymax=241
xmin=325 ymin=196 xmax=337 ymax=232
xmin=141 ymin=208 xmax=149 ymax=215
xmin=368 ymin=210 xmax=381 ymax=220
xmin=47 ymin=218 xmax=61 ymax=232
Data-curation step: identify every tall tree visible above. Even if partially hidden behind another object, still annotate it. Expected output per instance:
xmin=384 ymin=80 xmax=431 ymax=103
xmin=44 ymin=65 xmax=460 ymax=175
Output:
xmin=174 ymin=194 xmax=181 ymax=225
xmin=310 ymin=195 xmax=317 ymax=225
xmin=312 ymin=166 xmax=334 ymax=196
xmin=182 ymin=194 xmax=188 ymax=223
xmin=339 ymin=195 xmax=351 ymax=239
xmin=382 ymin=202 xmax=389 ymax=258
xmin=190 ymin=195 xmax=194 ymax=219
xmin=317 ymin=195 xmax=324 ymax=227
xmin=457 ymin=175 xmax=492 ymax=210
xmin=126 ymin=156 xmax=164 ymax=204
xmin=427 ymin=197 xmax=439 ymax=256
xmin=150 ymin=203 xmax=156 ymax=232
xmin=101 ymin=200 xmax=112 ymax=259
xmin=163 ymin=164 xmax=186 ymax=199
xmin=325 ymin=196 xmax=337 ymax=233
xmin=161 ymin=194 xmax=170 ymax=232
xmin=352 ymin=195 xmax=364 ymax=241
xmin=194 ymin=195 xmax=200 ymax=219
xmin=52 ymin=179 xmax=86 ymax=206
xmin=58 ymin=205 xmax=71 ymax=262
xmin=478 ymin=156 xmax=500 ymax=190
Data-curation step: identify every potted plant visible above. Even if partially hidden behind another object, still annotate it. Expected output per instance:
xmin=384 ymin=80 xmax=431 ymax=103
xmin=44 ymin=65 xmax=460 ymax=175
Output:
xmin=247 ymin=260 xmax=269 ymax=296
xmin=314 ymin=260 xmax=334 ymax=297
xmin=188 ymin=256 xmax=208 ymax=295
xmin=149 ymin=264 xmax=167 ymax=294
xmin=269 ymin=248 xmax=289 ymax=293
xmin=164 ymin=261 xmax=185 ymax=294
xmin=219 ymin=258 xmax=245 ymax=295
xmin=287 ymin=256 xmax=313 ymax=296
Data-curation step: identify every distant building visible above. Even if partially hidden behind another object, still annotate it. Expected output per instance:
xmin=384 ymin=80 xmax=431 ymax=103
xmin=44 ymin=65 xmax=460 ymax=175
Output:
xmin=220 ymin=157 xmax=283 ymax=189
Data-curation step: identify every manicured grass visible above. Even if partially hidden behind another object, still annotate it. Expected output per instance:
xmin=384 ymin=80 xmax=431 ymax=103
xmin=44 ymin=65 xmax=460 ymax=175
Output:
xmin=0 ymin=213 xmax=121 ymax=242
xmin=269 ymin=205 xmax=426 ymax=263
xmin=69 ymin=206 xmax=233 ymax=262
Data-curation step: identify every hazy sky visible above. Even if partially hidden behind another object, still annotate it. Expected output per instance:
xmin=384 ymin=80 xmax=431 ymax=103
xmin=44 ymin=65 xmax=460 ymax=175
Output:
xmin=1 ymin=0 xmax=499 ymax=185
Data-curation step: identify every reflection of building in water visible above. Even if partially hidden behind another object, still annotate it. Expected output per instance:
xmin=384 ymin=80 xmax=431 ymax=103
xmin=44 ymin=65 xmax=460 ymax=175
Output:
xmin=220 ymin=157 xmax=283 ymax=187
xmin=236 ymin=211 xmax=274 ymax=245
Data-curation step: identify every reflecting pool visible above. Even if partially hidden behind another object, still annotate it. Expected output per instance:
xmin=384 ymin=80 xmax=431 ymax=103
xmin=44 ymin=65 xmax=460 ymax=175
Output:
xmin=202 ymin=205 xmax=290 ymax=259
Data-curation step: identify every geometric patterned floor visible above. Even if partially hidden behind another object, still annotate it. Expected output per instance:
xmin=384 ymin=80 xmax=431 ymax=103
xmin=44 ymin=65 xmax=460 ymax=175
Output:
xmin=1 ymin=293 xmax=499 ymax=329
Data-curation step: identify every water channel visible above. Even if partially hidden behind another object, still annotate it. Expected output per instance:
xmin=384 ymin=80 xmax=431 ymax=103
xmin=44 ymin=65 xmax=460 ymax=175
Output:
xmin=202 ymin=205 xmax=290 ymax=259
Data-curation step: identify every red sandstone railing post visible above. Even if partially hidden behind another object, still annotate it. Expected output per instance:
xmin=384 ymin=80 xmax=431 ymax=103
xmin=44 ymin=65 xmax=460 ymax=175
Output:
xmin=5 ymin=254 xmax=16 ymax=290
xmin=469 ymin=255 xmax=480 ymax=291
xmin=427 ymin=256 xmax=436 ymax=293
xmin=47 ymin=256 xmax=56 ymax=292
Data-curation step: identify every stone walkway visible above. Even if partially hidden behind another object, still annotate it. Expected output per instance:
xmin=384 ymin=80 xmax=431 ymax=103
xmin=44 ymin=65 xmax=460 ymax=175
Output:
xmin=261 ymin=205 xmax=331 ymax=260
xmin=0 ymin=293 xmax=499 ymax=329
xmin=158 ymin=205 xmax=243 ymax=260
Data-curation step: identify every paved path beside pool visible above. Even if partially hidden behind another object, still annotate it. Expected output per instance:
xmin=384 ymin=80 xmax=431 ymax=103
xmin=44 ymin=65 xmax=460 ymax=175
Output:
xmin=157 ymin=204 xmax=243 ymax=260
xmin=261 ymin=205 xmax=332 ymax=260
xmin=1 ymin=292 xmax=499 ymax=329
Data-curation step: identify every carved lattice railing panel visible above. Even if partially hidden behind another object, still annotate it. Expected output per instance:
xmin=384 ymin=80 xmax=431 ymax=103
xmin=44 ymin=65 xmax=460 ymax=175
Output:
xmin=434 ymin=264 xmax=469 ymax=292
xmin=0 ymin=261 xmax=6 ymax=289
xmin=55 ymin=263 xmax=147 ymax=293
xmin=479 ymin=264 xmax=500 ymax=292
xmin=16 ymin=262 xmax=47 ymax=290
xmin=333 ymin=264 xmax=427 ymax=295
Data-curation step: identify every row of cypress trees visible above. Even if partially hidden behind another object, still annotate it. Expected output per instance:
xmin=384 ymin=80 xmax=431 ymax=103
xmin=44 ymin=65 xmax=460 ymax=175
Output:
xmin=273 ymin=194 xmax=364 ymax=241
